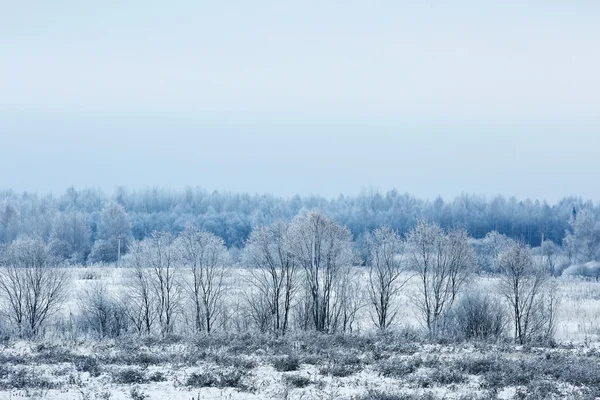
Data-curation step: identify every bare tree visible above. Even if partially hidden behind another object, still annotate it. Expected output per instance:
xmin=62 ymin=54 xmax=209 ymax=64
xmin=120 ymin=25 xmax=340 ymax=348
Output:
xmin=125 ymin=241 xmax=158 ymax=334
xmin=286 ymin=212 xmax=355 ymax=333
xmin=0 ymin=236 xmax=70 ymax=337
xmin=143 ymin=232 xmax=181 ymax=336
xmin=330 ymin=267 xmax=366 ymax=333
xmin=78 ymin=282 xmax=127 ymax=338
xmin=243 ymin=220 xmax=297 ymax=335
xmin=367 ymin=226 xmax=409 ymax=330
xmin=563 ymin=208 xmax=600 ymax=264
xmin=497 ymin=241 xmax=559 ymax=344
xmin=406 ymin=221 xmax=476 ymax=337
xmin=175 ymin=227 xmax=229 ymax=333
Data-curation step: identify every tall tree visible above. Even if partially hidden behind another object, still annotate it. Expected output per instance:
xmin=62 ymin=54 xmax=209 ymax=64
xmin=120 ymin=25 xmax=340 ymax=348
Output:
xmin=286 ymin=212 xmax=355 ymax=333
xmin=366 ymin=226 xmax=408 ymax=330
xmin=406 ymin=220 xmax=476 ymax=336
xmin=497 ymin=241 xmax=558 ymax=344
xmin=563 ymin=208 xmax=600 ymax=264
xmin=244 ymin=220 xmax=297 ymax=335
xmin=89 ymin=202 xmax=132 ymax=263
xmin=174 ymin=227 xmax=229 ymax=333
xmin=0 ymin=236 xmax=70 ymax=336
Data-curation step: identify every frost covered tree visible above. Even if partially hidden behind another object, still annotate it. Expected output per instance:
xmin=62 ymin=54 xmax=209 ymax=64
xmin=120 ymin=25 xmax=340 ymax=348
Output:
xmin=142 ymin=232 xmax=181 ymax=335
xmin=48 ymin=211 xmax=91 ymax=264
xmin=0 ymin=236 xmax=70 ymax=337
xmin=496 ymin=241 xmax=559 ymax=344
xmin=125 ymin=242 xmax=157 ymax=334
xmin=89 ymin=202 xmax=132 ymax=263
xmin=175 ymin=227 xmax=229 ymax=333
xmin=243 ymin=220 xmax=297 ymax=335
xmin=286 ymin=212 xmax=355 ymax=333
xmin=540 ymin=239 xmax=564 ymax=276
xmin=563 ymin=208 xmax=600 ymax=264
xmin=366 ymin=226 xmax=408 ymax=330
xmin=475 ymin=231 xmax=514 ymax=272
xmin=78 ymin=282 xmax=127 ymax=338
xmin=406 ymin=221 xmax=476 ymax=336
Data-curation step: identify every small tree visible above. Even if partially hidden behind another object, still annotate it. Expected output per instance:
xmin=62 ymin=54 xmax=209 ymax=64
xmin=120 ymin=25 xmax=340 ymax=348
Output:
xmin=89 ymin=202 xmax=132 ymax=263
xmin=125 ymin=241 xmax=158 ymax=334
xmin=0 ymin=236 xmax=70 ymax=337
xmin=243 ymin=221 xmax=297 ymax=335
xmin=175 ymin=227 xmax=229 ymax=333
xmin=497 ymin=241 xmax=559 ymax=344
xmin=286 ymin=212 xmax=355 ymax=333
xmin=366 ymin=226 xmax=408 ymax=330
xmin=406 ymin=221 xmax=476 ymax=337
xmin=78 ymin=282 xmax=127 ymax=338
xmin=563 ymin=208 xmax=600 ymax=264
xmin=144 ymin=232 xmax=181 ymax=336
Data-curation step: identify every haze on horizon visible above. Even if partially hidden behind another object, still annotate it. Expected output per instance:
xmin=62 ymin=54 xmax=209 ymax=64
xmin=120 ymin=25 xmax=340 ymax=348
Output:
xmin=1 ymin=1 xmax=599 ymax=203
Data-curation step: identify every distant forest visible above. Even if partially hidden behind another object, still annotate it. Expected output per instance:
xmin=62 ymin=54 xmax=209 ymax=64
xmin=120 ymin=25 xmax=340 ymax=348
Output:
xmin=0 ymin=187 xmax=594 ymax=265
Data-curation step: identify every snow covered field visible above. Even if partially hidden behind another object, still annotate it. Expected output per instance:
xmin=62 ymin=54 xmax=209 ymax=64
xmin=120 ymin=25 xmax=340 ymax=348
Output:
xmin=2 ymin=331 xmax=600 ymax=400
xmin=62 ymin=266 xmax=600 ymax=342
xmin=1 ymin=268 xmax=600 ymax=399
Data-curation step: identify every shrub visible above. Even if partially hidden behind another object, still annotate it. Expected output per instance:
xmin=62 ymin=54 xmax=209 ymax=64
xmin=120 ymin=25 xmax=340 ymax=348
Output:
xmin=129 ymin=386 xmax=148 ymax=400
xmin=185 ymin=368 xmax=248 ymax=389
xmin=1 ymin=368 xmax=57 ymax=390
xmin=75 ymin=356 xmax=101 ymax=377
xmin=148 ymin=371 xmax=167 ymax=382
xmin=448 ymin=292 xmax=507 ymax=340
xmin=353 ymin=390 xmax=438 ymax=400
xmin=112 ymin=368 xmax=147 ymax=384
xmin=378 ymin=357 xmax=422 ymax=378
xmin=284 ymin=373 xmax=313 ymax=388
xmin=320 ymin=363 xmax=362 ymax=377
xmin=272 ymin=355 xmax=300 ymax=372
xmin=416 ymin=368 xmax=467 ymax=387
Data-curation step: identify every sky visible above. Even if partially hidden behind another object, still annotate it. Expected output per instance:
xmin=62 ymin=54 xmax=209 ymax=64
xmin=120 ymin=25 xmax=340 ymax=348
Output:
xmin=1 ymin=1 xmax=599 ymax=202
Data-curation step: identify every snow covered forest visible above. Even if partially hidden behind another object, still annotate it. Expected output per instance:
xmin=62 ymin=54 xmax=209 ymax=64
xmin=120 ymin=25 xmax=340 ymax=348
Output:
xmin=0 ymin=187 xmax=594 ymax=265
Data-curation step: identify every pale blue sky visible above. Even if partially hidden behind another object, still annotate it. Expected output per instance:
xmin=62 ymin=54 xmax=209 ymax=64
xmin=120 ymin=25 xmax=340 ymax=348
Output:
xmin=1 ymin=1 xmax=599 ymax=201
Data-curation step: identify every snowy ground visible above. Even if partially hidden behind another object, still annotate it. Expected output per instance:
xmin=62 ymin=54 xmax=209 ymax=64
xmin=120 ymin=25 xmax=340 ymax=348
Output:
xmin=2 ymin=333 xmax=600 ymax=400
xmin=65 ymin=267 xmax=600 ymax=342
xmin=3 ymin=269 xmax=600 ymax=399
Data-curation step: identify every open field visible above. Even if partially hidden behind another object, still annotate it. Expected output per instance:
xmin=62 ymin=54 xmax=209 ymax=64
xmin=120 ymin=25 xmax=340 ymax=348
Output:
xmin=62 ymin=266 xmax=600 ymax=342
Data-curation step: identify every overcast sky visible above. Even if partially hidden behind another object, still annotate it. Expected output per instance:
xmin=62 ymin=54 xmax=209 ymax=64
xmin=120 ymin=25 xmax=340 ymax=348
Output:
xmin=1 ymin=1 xmax=599 ymax=202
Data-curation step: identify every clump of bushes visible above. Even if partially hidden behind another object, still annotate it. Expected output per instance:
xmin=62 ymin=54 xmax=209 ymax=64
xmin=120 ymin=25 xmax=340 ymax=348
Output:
xmin=0 ymin=368 xmax=57 ymax=390
xmin=185 ymin=368 xmax=249 ymax=390
xmin=378 ymin=357 xmax=423 ymax=378
xmin=283 ymin=373 xmax=313 ymax=388
xmin=111 ymin=367 xmax=148 ymax=384
xmin=272 ymin=355 xmax=300 ymax=372
xmin=447 ymin=291 xmax=507 ymax=341
xmin=75 ymin=356 xmax=101 ymax=377
xmin=320 ymin=363 xmax=362 ymax=377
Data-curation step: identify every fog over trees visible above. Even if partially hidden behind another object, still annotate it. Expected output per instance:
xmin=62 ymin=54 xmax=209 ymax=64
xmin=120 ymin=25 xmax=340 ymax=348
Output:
xmin=0 ymin=187 xmax=596 ymax=265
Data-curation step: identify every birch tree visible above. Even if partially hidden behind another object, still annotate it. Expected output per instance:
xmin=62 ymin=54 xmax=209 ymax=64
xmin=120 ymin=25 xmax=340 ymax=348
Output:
xmin=497 ymin=241 xmax=558 ymax=344
xmin=175 ymin=227 xmax=229 ymax=333
xmin=406 ymin=221 xmax=476 ymax=336
xmin=0 ymin=236 xmax=70 ymax=337
xmin=367 ymin=226 xmax=409 ymax=330
xmin=286 ymin=212 xmax=355 ymax=333
xmin=244 ymin=220 xmax=297 ymax=335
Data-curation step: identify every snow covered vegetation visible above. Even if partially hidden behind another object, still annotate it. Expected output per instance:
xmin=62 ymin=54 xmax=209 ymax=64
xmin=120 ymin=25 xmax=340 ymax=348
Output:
xmin=1 ymin=189 xmax=600 ymax=399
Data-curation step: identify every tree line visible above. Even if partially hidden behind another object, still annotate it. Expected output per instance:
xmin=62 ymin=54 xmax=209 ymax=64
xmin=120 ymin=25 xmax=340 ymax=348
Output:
xmin=0 ymin=187 xmax=597 ymax=265
xmin=0 ymin=212 xmax=561 ymax=345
